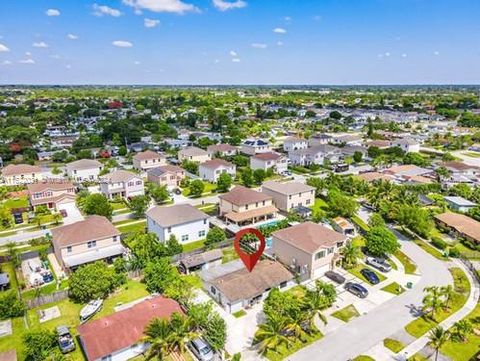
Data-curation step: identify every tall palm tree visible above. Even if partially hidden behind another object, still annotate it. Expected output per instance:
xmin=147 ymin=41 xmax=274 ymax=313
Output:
xmin=302 ymin=287 xmax=328 ymax=332
xmin=422 ymin=286 xmax=443 ymax=320
xmin=168 ymin=313 xmax=198 ymax=354
xmin=256 ymin=312 xmax=290 ymax=355
xmin=286 ymin=308 xmax=309 ymax=341
xmin=143 ymin=317 xmax=174 ymax=361
xmin=341 ymin=241 xmax=361 ymax=269
xmin=440 ymin=285 xmax=455 ymax=310
xmin=428 ymin=326 xmax=450 ymax=361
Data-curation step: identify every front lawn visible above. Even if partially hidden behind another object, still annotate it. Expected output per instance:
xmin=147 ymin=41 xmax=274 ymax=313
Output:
xmin=182 ymin=239 xmax=206 ymax=253
xmin=381 ymin=282 xmax=405 ymax=295
xmin=232 ymin=310 xmax=247 ymax=318
xmin=346 ymin=264 xmax=386 ymax=284
xmin=259 ymin=331 xmax=323 ymax=361
xmin=182 ymin=182 xmax=217 ymax=197
xmin=383 ymin=338 xmax=405 ymax=353
xmin=394 ymin=249 xmax=417 ymax=274
xmin=3 ymin=196 xmax=28 ymax=209
xmin=331 ymin=304 xmax=360 ymax=322
xmin=310 ymin=198 xmax=330 ymax=215
xmin=116 ymin=220 xmax=146 ymax=233
xmin=413 ymin=239 xmax=447 ymax=261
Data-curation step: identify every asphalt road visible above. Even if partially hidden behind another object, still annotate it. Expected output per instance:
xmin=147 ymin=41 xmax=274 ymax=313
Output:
xmin=288 ymin=230 xmax=453 ymax=361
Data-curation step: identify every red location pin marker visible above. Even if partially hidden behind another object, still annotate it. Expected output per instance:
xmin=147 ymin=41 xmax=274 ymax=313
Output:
xmin=234 ymin=228 xmax=266 ymax=272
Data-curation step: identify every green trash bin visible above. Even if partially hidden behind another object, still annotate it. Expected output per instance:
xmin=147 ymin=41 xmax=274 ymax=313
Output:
xmin=406 ymin=282 xmax=413 ymax=289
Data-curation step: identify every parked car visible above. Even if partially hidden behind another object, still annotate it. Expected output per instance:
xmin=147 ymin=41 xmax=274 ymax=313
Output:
xmin=345 ymin=282 xmax=369 ymax=298
xmin=188 ymin=337 xmax=214 ymax=361
xmin=360 ymin=268 xmax=380 ymax=285
xmin=57 ymin=326 xmax=75 ymax=353
xmin=365 ymin=257 xmax=392 ymax=272
xmin=173 ymin=188 xmax=182 ymax=195
xmin=60 ymin=209 xmax=68 ymax=217
xmin=325 ymin=270 xmax=346 ymax=284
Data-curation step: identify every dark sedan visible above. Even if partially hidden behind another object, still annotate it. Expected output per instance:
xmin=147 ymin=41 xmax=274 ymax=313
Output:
xmin=345 ymin=282 xmax=369 ymax=298
xmin=325 ymin=270 xmax=346 ymax=284
xmin=360 ymin=268 xmax=380 ymax=285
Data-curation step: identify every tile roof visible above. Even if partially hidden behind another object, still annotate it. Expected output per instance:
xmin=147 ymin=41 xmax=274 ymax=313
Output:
xmin=219 ymin=186 xmax=271 ymax=206
xmin=133 ymin=150 xmax=164 ymax=161
xmin=435 ymin=212 xmax=480 ymax=243
xmin=207 ymin=144 xmax=237 ymax=153
xmin=252 ymin=152 xmax=283 ymax=161
xmin=66 ymin=159 xmax=102 ymax=170
xmin=100 ymin=170 xmax=140 ymax=183
xmin=179 ymin=146 xmax=209 ymax=157
xmin=1 ymin=164 xmax=41 ymax=176
xmin=146 ymin=204 xmax=209 ymax=228
xmin=262 ymin=181 xmax=315 ymax=195
xmin=147 ymin=165 xmax=184 ymax=176
xmin=27 ymin=181 xmax=74 ymax=193
xmin=200 ymin=158 xmax=234 ymax=169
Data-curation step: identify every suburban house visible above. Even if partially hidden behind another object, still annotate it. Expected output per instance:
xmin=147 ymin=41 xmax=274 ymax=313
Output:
xmin=331 ymin=134 xmax=363 ymax=146
xmin=99 ymin=170 xmax=144 ymax=200
xmin=383 ymin=164 xmax=435 ymax=182
xmin=146 ymin=204 xmax=209 ymax=244
xmin=250 ymin=152 xmax=288 ymax=174
xmin=271 ymin=222 xmax=347 ymax=280
xmin=27 ymin=181 xmax=76 ymax=210
xmin=132 ymin=150 xmax=166 ymax=171
xmin=441 ymin=161 xmax=480 ymax=177
xmin=444 ymin=196 xmax=477 ymax=213
xmin=435 ymin=212 xmax=480 ymax=245
xmin=357 ymin=172 xmax=395 ymax=183
xmin=261 ymin=181 xmax=315 ymax=212
xmin=199 ymin=159 xmax=236 ymax=183
xmin=200 ymin=259 xmax=294 ymax=313
xmin=283 ymin=137 xmax=308 ymax=152
xmin=331 ymin=217 xmax=356 ymax=237
xmin=219 ymin=186 xmax=277 ymax=226
xmin=240 ymin=139 xmax=271 ymax=155
xmin=179 ymin=249 xmax=223 ymax=274
xmin=52 ymin=216 xmax=124 ymax=272
xmin=391 ymin=139 xmax=420 ymax=153
xmin=289 ymin=145 xmax=342 ymax=166
xmin=1 ymin=164 xmax=43 ymax=185
xmin=146 ymin=165 xmax=185 ymax=188
xmin=66 ymin=159 xmax=103 ymax=182
xmin=77 ymin=296 xmax=183 ymax=361
xmin=308 ymin=133 xmax=332 ymax=146
xmin=207 ymin=143 xmax=238 ymax=157
xmin=177 ymin=146 xmax=211 ymax=163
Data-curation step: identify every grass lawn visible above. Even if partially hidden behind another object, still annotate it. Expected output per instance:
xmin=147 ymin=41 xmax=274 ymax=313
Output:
xmin=405 ymin=267 xmax=470 ymax=338
xmin=352 ymin=356 xmax=375 ymax=361
xmin=110 ymin=201 xmax=126 ymax=210
xmin=331 ymin=304 xmax=360 ymax=322
xmin=3 ymin=196 xmax=29 ymax=209
xmin=310 ymin=198 xmax=330 ymax=214
xmin=394 ymin=250 xmax=417 ymax=274
xmin=387 ymin=258 xmax=398 ymax=271
xmin=259 ymin=331 xmax=323 ymax=361
xmin=383 ymin=338 xmax=405 ymax=353
xmin=113 ymin=208 xmax=131 ymax=215
xmin=232 ymin=310 xmax=247 ymax=318
xmin=346 ymin=264 xmax=386 ymax=284
xmin=22 ymin=279 xmax=69 ymax=301
xmin=462 ymin=151 xmax=480 ymax=158
xmin=182 ymin=182 xmax=217 ymax=197
xmin=453 ymin=242 xmax=480 ymax=260
xmin=0 ymin=317 xmax=28 ymax=360
xmin=352 ymin=236 xmax=366 ymax=248
xmin=351 ymin=215 xmax=370 ymax=233
xmin=407 ymin=354 xmax=428 ymax=361
xmin=116 ymin=220 xmax=146 ymax=233
xmin=221 ymin=247 xmax=239 ymax=263
xmin=182 ymin=239 xmax=206 ymax=253
xmin=381 ymin=282 xmax=406 ymax=295
xmin=413 ymin=239 xmax=447 ymax=261
xmin=1 ymin=262 xmax=18 ymax=290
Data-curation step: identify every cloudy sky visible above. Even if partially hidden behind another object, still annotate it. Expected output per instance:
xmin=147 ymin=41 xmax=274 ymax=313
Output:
xmin=0 ymin=0 xmax=479 ymax=85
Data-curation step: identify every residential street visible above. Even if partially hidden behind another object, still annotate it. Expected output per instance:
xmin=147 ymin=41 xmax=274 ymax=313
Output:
xmin=288 ymin=232 xmax=453 ymax=361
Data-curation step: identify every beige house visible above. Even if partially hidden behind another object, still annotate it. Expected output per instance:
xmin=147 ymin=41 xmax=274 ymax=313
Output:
xmin=207 ymin=144 xmax=238 ymax=157
xmin=219 ymin=186 xmax=277 ymax=226
xmin=66 ymin=159 xmax=103 ymax=182
xmin=271 ymin=222 xmax=347 ymax=280
xmin=1 ymin=164 xmax=43 ymax=185
xmin=132 ymin=150 xmax=166 ymax=171
xmin=52 ymin=216 xmax=124 ymax=271
xmin=147 ymin=165 xmax=185 ymax=188
xmin=250 ymin=152 xmax=288 ymax=174
xmin=199 ymin=159 xmax=236 ymax=183
xmin=178 ymin=146 xmax=211 ymax=163
xmin=261 ymin=181 xmax=315 ymax=212
xmin=99 ymin=170 xmax=144 ymax=200
xmin=27 ymin=181 xmax=76 ymax=210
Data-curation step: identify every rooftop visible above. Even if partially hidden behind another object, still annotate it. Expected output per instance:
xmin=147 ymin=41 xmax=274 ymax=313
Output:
xmin=1 ymin=164 xmax=41 ymax=176
xmin=200 ymin=158 xmax=234 ymax=169
xmin=252 ymin=152 xmax=283 ymax=161
xmin=262 ymin=181 xmax=315 ymax=195
xmin=147 ymin=165 xmax=184 ymax=176
xmin=133 ymin=150 xmax=164 ymax=161
xmin=66 ymin=159 xmax=102 ymax=170
xmin=435 ymin=212 xmax=480 ymax=243
xmin=146 ymin=204 xmax=209 ymax=228
xmin=219 ymin=185 xmax=271 ymax=206
xmin=101 ymin=170 xmax=140 ymax=183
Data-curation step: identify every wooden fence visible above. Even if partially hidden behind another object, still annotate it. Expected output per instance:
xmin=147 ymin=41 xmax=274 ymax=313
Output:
xmin=26 ymin=289 xmax=69 ymax=309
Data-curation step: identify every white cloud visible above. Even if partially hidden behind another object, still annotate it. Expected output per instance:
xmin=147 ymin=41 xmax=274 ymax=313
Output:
xmin=229 ymin=50 xmax=237 ymax=57
xmin=93 ymin=4 xmax=122 ymax=17
xmin=273 ymin=27 xmax=286 ymax=34
xmin=0 ymin=43 xmax=9 ymax=52
xmin=26 ymin=52 xmax=32 ymax=56
xmin=66 ymin=64 xmax=72 ymax=69
xmin=212 ymin=0 xmax=247 ymax=11
xmin=134 ymin=60 xmax=141 ymax=65
xmin=434 ymin=51 xmax=440 ymax=56
xmin=251 ymin=43 xmax=267 ymax=49
xmin=19 ymin=59 xmax=35 ymax=64
xmin=284 ymin=16 xmax=291 ymax=22
xmin=112 ymin=40 xmax=133 ymax=48
xmin=401 ymin=53 xmax=407 ymax=58
xmin=46 ymin=9 xmax=60 ymax=16
xmin=232 ymin=58 xmax=240 ymax=62
xmin=123 ymin=0 xmax=199 ymax=14
xmin=67 ymin=34 xmax=79 ymax=40
xmin=33 ymin=42 xmax=49 ymax=48
xmin=1 ymin=60 xmax=12 ymax=66
xmin=214 ymin=59 xmax=220 ymax=63
xmin=385 ymin=52 xmax=390 ymax=57
xmin=144 ymin=18 xmax=160 ymax=28
xmin=277 ymin=41 xmax=283 ymax=46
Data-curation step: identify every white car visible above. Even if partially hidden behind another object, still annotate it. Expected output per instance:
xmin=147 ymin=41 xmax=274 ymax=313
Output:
xmin=365 ymin=257 xmax=392 ymax=272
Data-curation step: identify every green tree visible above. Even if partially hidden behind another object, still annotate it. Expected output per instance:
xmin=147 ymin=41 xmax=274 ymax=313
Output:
xmin=0 ymin=205 xmax=14 ymax=230
xmin=148 ymin=184 xmax=170 ymax=204
xmin=428 ymin=326 xmax=450 ymax=361
xmin=422 ymin=286 xmax=444 ymax=320
xmin=125 ymin=232 xmax=167 ymax=269
xmin=241 ymin=167 xmax=254 ymax=187
xmin=181 ymin=160 xmax=199 ymax=174
xmin=368 ymin=213 xmax=386 ymax=228
xmin=143 ymin=258 xmax=179 ymax=294
xmin=23 ymin=330 xmax=57 ymax=361
xmin=365 ymin=226 xmax=399 ymax=257
xmin=253 ymin=169 xmax=267 ymax=185
xmin=143 ymin=317 xmax=174 ymax=360
xmin=341 ymin=240 xmax=361 ymax=269
xmin=205 ymin=226 xmax=226 ymax=247
xmin=0 ymin=290 xmax=26 ymax=319
xmin=216 ymin=172 xmax=232 ymax=193
xmin=327 ymin=188 xmax=358 ymax=218
xmin=128 ymin=195 xmax=150 ymax=218
xmin=353 ymin=151 xmax=363 ymax=163
xmin=452 ymin=319 xmax=473 ymax=342
xmin=81 ymin=193 xmax=113 ymax=220
xmin=256 ymin=312 xmax=290 ymax=355
xmin=189 ymin=179 xmax=205 ymax=197
xmin=166 ymin=234 xmax=183 ymax=256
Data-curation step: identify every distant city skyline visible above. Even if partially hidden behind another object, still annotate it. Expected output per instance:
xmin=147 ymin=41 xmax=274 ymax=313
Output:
xmin=0 ymin=0 xmax=479 ymax=85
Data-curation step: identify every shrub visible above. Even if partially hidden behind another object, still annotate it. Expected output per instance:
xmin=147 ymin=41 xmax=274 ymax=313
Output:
xmin=0 ymin=290 xmax=26 ymax=319
xmin=448 ymin=247 xmax=460 ymax=258
xmin=431 ymin=237 xmax=447 ymax=250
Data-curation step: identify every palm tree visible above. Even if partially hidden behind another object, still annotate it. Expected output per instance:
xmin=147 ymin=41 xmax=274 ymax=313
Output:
xmin=302 ymin=288 xmax=328 ymax=331
xmin=453 ymin=320 xmax=473 ymax=342
xmin=428 ymin=326 xmax=450 ymax=361
xmin=256 ymin=312 xmax=290 ymax=355
xmin=440 ymin=285 xmax=455 ymax=310
xmin=422 ymin=286 xmax=443 ymax=320
xmin=341 ymin=241 xmax=361 ymax=269
xmin=143 ymin=317 xmax=174 ymax=360
xmin=285 ymin=308 xmax=309 ymax=341
xmin=168 ymin=313 xmax=198 ymax=354
xmin=52 ymin=212 xmax=62 ymax=225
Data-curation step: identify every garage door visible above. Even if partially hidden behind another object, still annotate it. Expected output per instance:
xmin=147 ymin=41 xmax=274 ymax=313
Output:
xmin=313 ymin=263 xmax=331 ymax=279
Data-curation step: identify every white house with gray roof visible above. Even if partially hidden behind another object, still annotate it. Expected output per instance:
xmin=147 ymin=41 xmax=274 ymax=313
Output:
xmin=66 ymin=159 xmax=103 ymax=182
xmin=261 ymin=181 xmax=315 ymax=212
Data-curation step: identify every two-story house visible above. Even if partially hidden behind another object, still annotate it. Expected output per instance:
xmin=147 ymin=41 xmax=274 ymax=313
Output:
xmin=288 ymin=145 xmax=342 ymax=166
xmin=219 ymin=186 xmax=277 ymax=226
xmin=52 ymin=215 xmax=125 ymax=272
xmin=99 ymin=170 xmax=144 ymax=200
xmin=250 ymin=152 xmax=288 ymax=174
xmin=240 ymin=139 xmax=271 ymax=155
xmin=147 ymin=165 xmax=186 ymax=188
xmin=27 ymin=181 xmax=76 ymax=210
xmin=391 ymin=139 xmax=420 ymax=153
xmin=132 ymin=150 xmax=167 ymax=171
xmin=207 ymin=144 xmax=238 ymax=157
xmin=261 ymin=181 xmax=315 ymax=212
xmin=146 ymin=204 xmax=209 ymax=244
xmin=1 ymin=164 xmax=43 ymax=185
xmin=66 ymin=159 xmax=103 ymax=182
xmin=199 ymin=159 xmax=236 ymax=183
xmin=283 ymin=137 xmax=309 ymax=152
xmin=177 ymin=146 xmax=211 ymax=163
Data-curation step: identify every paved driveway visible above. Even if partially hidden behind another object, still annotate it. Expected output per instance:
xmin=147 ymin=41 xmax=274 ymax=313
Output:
xmin=57 ymin=202 xmax=84 ymax=224
xmin=289 ymin=233 xmax=453 ymax=361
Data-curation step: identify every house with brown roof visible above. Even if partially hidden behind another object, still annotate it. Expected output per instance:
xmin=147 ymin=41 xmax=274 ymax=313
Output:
xmin=207 ymin=143 xmax=238 ymax=157
xmin=78 ymin=296 xmax=183 ymax=361
xmin=250 ymin=152 xmax=288 ymax=174
xmin=357 ymin=172 xmax=395 ymax=183
xmin=261 ymin=181 xmax=315 ymax=212
xmin=66 ymin=159 xmax=103 ymax=182
xmin=99 ymin=170 xmax=144 ymax=200
xmin=146 ymin=204 xmax=209 ymax=244
xmin=132 ymin=150 xmax=166 ymax=171
xmin=435 ymin=212 xmax=480 ymax=244
xmin=200 ymin=259 xmax=294 ymax=313
xmin=27 ymin=181 xmax=76 ymax=210
xmin=219 ymin=186 xmax=277 ymax=226
xmin=1 ymin=164 xmax=43 ymax=185
xmin=146 ymin=165 xmax=185 ymax=188
xmin=199 ymin=159 xmax=236 ymax=183
xmin=441 ymin=161 xmax=480 ymax=176
xmin=271 ymin=222 xmax=347 ymax=280
xmin=52 ymin=215 xmax=124 ymax=271
xmin=177 ymin=146 xmax=211 ymax=163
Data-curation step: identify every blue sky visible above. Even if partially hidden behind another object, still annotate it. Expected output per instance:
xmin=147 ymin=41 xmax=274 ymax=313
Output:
xmin=0 ymin=0 xmax=479 ymax=85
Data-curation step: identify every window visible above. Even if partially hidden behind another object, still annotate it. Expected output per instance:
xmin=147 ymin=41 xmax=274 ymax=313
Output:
xmin=210 ymin=286 xmax=216 ymax=295
xmin=245 ymin=204 xmax=249 ymax=210
xmin=262 ymin=201 xmax=266 ymax=206
xmin=113 ymin=236 xmax=117 ymax=242
xmin=203 ymin=219 xmax=207 ymax=225
xmin=181 ymin=235 xmax=189 ymax=242
xmin=67 ymin=246 xmax=72 ymax=253
xmin=289 ymin=195 xmax=292 ymax=200
xmin=167 ymin=227 xmax=171 ymax=233
xmin=337 ymin=241 xmax=344 ymax=248
xmin=128 ymin=181 xmax=134 ymax=187
xmin=327 ymin=247 xmax=334 ymax=254
xmin=87 ymin=241 xmax=97 ymax=248
xmin=315 ymin=250 xmax=326 ymax=260
xmin=255 ymin=202 xmax=258 ymax=207
xmin=306 ymin=199 xmax=311 ymax=205
xmin=280 ymin=281 xmax=287 ymax=288
xmin=136 ymin=181 xmax=142 ymax=185
xmin=198 ymin=230 xmax=206 ymax=238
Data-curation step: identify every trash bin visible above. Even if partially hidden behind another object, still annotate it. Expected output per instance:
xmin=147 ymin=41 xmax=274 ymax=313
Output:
xmin=406 ymin=282 xmax=413 ymax=289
